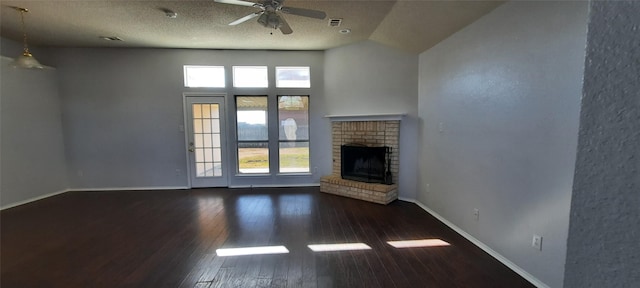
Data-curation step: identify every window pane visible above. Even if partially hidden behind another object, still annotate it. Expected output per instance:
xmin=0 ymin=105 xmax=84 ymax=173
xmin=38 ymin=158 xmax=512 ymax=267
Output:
xmin=278 ymin=96 xmax=309 ymax=141
xmin=236 ymin=96 xmax=270 ymax=174
xmin=238 ymin=142 xmax=269 ymax=174
xmin=237 ymin=96 xmax=268 ymax=141
xmin=184 ymin=66 xmax=225 ymax=88
xmin=276 ymin=67 xmax=310 ymax=88
xmin=233 ymin=66 xmax=268 ymax=88
xmin=279 ymin=142 xmax=310 ymax=173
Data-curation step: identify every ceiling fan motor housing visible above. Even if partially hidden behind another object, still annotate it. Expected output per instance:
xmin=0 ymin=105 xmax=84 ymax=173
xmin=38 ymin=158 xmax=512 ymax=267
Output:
xmin=258 ymin=12 xmax=282 ymax=29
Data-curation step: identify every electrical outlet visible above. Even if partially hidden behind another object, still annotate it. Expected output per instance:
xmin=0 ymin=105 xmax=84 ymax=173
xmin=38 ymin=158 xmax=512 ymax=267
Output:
xmin=473 ymin=208 xmax=479 ymax=221
xmin=426 ymin=183 xmax=430 ymax=192
xmin=532 ymin=235 xmax=543 ymax=251
xmin=175 ymin=169 xmax=181 ymax=176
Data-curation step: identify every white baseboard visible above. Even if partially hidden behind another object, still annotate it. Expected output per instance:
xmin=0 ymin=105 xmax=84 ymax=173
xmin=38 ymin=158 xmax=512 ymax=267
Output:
xmin=1 ymin=189 xmax=70 ymax=210
xmin=228 ymin=183 xmax=321 ymax=189
xmin=398 ymin=197 xmax=549 ymax=288
xmin=68 ymin=186 xmax=189 ymax=192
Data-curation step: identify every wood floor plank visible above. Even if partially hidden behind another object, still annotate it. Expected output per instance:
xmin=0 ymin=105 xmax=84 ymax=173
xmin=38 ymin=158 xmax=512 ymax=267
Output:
xmin=1 ymin=187 xmax=535 ymax=288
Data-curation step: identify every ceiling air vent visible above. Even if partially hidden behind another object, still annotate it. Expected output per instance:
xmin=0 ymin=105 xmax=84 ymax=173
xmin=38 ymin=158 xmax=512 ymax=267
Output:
xmin=328 ymin=18 xmax=342 ymax=27
xmin=99 ymin=36 xmax=124 ymax=41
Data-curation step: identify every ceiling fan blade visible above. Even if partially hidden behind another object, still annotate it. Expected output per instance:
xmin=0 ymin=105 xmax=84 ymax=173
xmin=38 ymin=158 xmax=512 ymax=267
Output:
xmin=279 ymin=16 xmax=293 ymax=35
xmin=229 ymin=11 xmax=262 ymax=25
xmin=280 ymin=6 xmax=326 ymax=19
xmin=214 ymin=0 xmax=259 ymax=7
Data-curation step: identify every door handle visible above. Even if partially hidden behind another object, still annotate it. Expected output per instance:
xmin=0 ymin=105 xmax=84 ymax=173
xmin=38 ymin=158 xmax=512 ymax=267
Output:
xmin=188 ymin=142 xmax=195 ymax=152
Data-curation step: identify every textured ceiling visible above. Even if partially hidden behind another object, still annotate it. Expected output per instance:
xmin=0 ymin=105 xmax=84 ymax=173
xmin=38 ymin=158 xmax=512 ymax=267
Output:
xmin=0 ymin=0 xmax=504 ymax=53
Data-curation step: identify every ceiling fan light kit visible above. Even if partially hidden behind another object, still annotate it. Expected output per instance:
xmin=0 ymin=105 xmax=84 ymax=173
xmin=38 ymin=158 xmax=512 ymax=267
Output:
xmin=215 ymin=0 xmax=326 ymax=35
xmin=10 ymin=7 xmax=45 ymax=69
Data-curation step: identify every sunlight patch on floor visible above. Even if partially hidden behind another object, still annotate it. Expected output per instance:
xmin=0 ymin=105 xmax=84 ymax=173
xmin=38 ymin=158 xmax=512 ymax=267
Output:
xmin=387 ymin=239 xmax=451 ymax=248
xmin=308 ymin=243 xmax=372 ymax=252
xmin=216 ymin=245 xmax=289 ymax=256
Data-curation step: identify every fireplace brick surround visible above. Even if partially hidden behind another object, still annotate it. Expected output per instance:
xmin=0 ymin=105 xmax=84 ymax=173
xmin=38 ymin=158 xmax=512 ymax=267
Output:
xmin=320 ymin=117 xmax=401 ymax=204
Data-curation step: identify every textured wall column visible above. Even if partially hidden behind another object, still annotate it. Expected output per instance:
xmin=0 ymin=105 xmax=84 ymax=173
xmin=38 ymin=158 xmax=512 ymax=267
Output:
xmin=564 ymin=1 xmax=640 ymax=287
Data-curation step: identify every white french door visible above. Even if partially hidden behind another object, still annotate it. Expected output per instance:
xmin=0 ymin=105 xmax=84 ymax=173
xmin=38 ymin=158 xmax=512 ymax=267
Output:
xmin=185 ymin=95 xmax=228 ymax=187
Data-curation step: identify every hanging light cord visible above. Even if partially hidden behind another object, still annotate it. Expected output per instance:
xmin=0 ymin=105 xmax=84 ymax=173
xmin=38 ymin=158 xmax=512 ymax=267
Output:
xmin=17 ymin=7 xmax=31 ymax=56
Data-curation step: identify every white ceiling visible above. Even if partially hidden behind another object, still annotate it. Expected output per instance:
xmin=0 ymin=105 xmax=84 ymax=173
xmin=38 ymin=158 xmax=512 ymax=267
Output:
xmin=0 ymin=0 xmax=504 ymax=53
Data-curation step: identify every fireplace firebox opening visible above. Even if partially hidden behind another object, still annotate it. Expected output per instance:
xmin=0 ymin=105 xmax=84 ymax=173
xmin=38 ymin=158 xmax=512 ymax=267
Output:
xmin=341 ymin=144 xmax=392 ymax=184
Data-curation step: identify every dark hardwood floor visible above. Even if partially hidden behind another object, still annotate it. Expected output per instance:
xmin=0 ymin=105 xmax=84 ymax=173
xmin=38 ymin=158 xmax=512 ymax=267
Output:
xmin=1 ymin=187 xmax=534 ymax=288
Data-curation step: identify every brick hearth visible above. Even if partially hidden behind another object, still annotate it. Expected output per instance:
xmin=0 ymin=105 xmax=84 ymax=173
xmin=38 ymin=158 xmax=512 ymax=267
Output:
xmin=320 ymin=116 xmax=401 ymax=204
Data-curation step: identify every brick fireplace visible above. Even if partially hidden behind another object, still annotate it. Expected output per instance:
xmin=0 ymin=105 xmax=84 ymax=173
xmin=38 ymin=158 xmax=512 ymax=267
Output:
xmin=320 ymin=114 xmax=403 ymax=204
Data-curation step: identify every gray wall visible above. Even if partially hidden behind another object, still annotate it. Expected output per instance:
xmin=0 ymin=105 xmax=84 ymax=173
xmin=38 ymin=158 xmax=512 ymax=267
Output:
xmin=51 ymin=48 xmax=327 ymax=189
xmin=564 ymin=1 xmax=640 ymax=287
xmin=325 ymin=40 xmax=419 ymax=199
xmin=417 ymin=2 xmax=588 ymax=287
xmin=1 ymin=39 xmax=68 ymax=208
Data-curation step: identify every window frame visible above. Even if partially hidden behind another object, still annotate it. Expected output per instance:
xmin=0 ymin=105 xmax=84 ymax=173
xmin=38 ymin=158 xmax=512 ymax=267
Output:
xmin=235 ymin=95 xmax=270 ymax=175
xmin=277 ymin=95 xmax=310 ymax=174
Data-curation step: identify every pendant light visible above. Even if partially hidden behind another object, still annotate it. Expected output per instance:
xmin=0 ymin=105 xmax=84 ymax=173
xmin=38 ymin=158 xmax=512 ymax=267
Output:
xmin=10 ymin=7 xmax=44 ymax=69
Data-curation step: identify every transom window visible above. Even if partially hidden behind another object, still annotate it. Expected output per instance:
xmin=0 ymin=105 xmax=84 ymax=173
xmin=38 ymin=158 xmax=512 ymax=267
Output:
xmin=233 ymin=66 xmax=268 ymax=88
xmin=184 ymin=66 xmax=225 ymax=88
xmin=276 ymin=67 xmax=310 ymax=88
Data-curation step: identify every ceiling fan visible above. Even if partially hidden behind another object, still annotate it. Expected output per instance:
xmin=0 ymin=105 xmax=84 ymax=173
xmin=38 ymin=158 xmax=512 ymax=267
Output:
xmin=214 ymin=0 xmax=327 ymax=35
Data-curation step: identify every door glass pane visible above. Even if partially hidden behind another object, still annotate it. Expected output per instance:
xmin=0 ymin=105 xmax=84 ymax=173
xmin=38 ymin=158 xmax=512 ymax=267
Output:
xmin=204 ymin=149 xmax=213 ymax=162
xmin=214 ymin=163 xmax=222 ymax=177
xmin=193 ymin=103 xmax=223 ymax=178
xmin=196 ymin=163 xmax=206 ymax=177
xmin=205 ymin=163 xmax=214 ymax=176
xmin=194 ymin=119 xmax=203 ymax=133
xmin=211 ymin=119 xmax=220 ymax=133
xmin=193 ymin=104 xmax=202 ymax=118
xmin=211 ymin=105 xmax=220 ymax=118
xmin=195 ymin=134 xmax=204 ymax=147
xmin=212 ymin=134 xmax=221 ymax=147
xmin=195 ymin=148 xmax=204 ymax=163
xmin=202 ymin=104 xmax=211 ymax=118
xmin=203 ymin=120 xmax=212 ymax=134
xmin=213 ymin=148 xmax=221 ymax=162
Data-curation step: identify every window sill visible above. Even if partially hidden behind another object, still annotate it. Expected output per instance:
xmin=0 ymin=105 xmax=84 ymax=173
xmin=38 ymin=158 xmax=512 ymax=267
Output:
xmin=277 ymin=173 xmax=312 ymax=177
xmin=234 ymin=173 xmax=272 ymax=177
